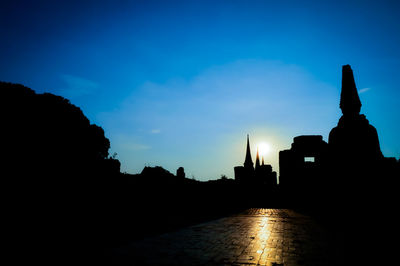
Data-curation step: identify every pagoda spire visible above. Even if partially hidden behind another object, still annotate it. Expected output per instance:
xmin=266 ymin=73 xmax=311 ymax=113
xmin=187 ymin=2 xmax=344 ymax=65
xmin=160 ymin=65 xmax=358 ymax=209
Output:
xmin=244 ymin=134 xmax=254 ymax=170
xmin=262 ymin=156 xmax=265 ymax=166
xmin=255 ymin=147 xmax=260 ymax=170
xmin=340 ymin=64 xmax=361 ymax=116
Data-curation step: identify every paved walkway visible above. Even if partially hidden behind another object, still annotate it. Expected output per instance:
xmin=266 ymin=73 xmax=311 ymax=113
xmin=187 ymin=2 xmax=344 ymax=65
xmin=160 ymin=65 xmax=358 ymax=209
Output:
xmin=112 ymin=209 xmax=336 ymax=265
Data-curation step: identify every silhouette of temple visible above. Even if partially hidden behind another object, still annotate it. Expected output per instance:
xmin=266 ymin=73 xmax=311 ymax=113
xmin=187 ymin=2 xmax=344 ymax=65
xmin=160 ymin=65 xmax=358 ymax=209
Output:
xmin=327 ymin=65 xmax=390 ymax=202
xmin=279 ymin=135 xmax=328 ymax=194
xmin=329 ymin=65 xmax=383 ymax=164
xmin=234 ymin=135 xmax=277 ymax=187
xmin=231 ymin=65 xmax=398 ymax=208
xmin=278 ymin=64 xmax=399 ymax=207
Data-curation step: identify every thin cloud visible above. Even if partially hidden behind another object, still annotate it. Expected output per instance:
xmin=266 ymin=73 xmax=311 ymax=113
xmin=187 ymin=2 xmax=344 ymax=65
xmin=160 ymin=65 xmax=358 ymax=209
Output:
xmin=59 ymin=74 xmax=99 ymax=98
xmin=111 ymin=134 xmax=151 ymax=151
xmin=99 ymin=60 xmax=337 ymax=179
xmin=126 ymin=143 xmax=151 ymax=151
xmin=359 ymin=87 xmax=371 ymax=94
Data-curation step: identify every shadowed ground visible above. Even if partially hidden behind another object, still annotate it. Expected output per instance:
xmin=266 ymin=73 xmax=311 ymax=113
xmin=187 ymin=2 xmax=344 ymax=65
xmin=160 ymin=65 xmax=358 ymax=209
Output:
xmin=109 ymin=209 xmax=338 ymax=266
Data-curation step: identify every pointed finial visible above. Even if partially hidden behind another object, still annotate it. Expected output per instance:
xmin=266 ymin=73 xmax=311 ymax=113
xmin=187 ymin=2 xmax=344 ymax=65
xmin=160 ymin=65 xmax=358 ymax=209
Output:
xmin=340 ymin=64 xmax=361 ymax=116
xmin=244 ymin=134 xmax=254 ymax=170
xmin=255 ymin=147 xmax=260 ymax=170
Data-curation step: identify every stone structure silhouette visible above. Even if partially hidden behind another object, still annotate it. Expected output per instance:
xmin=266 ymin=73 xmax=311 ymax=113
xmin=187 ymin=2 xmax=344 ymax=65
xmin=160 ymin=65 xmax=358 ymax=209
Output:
xmin=278 ymin=64 xmax=398 ymax=209
xmin=324 ymin=65 xmax=399 ymax=264
xmin=234 ymin=135 xmax=277 ymax=187
xmin=327 ymin=65 xmax=387 ymax=206
xmin=329 ymin=65 xmax=383 ymax=165
xmin=279 ymin=135 xmax=328 ymax=205
xmin=279 ymin=136 xmax=328 ymax=187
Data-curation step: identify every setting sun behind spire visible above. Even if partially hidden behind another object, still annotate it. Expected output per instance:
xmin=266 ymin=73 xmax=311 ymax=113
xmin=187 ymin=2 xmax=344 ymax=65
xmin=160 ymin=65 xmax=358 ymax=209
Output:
xmin=258 ymin=142 xmax=271 ymax=157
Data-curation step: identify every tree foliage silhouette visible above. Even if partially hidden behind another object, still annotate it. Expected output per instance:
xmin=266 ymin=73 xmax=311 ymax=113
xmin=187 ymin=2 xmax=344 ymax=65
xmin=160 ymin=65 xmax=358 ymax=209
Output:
xmin=2 ymin=81 xmax=124 ymax=263
xmin=3 ymin=81 xmax=120 ymax=182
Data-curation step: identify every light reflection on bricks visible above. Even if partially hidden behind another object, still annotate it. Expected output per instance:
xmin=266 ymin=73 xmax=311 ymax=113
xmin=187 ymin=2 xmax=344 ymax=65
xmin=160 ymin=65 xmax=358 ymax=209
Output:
xmin=115 ymin=209 xmax=333 ymax=265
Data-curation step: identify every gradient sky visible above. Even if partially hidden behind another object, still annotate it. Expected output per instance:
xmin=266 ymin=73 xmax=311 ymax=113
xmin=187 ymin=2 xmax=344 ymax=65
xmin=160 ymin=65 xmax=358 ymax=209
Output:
xmin=1 ymin=0 xmax=399 ymax=181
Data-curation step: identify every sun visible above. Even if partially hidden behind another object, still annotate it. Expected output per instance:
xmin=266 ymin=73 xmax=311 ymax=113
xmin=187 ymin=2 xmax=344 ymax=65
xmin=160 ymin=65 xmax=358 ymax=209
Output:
xmin=258 ymin=142 xmax=271 ymax=157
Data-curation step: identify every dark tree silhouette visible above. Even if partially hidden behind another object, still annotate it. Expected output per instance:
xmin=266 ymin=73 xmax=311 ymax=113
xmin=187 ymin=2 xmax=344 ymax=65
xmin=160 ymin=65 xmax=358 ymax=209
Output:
xmin=3 ymin=81 xmax=119 ymax=179
xmin=2 ymin=81 xmax=247 ymax=265
xmin=2 ymin=81 xmax=121 ymax=263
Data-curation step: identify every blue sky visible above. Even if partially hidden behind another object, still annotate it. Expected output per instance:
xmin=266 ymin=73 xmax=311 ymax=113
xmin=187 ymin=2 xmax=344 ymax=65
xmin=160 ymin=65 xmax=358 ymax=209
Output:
xmin=1 ymin=0 xmax=399 ymax=180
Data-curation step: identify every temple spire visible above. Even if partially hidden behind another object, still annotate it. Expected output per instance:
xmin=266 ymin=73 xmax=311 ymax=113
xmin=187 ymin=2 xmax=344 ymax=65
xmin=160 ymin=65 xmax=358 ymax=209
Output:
xmin=262 ymin=156 xmax=265 ymax=166
xmin=244 ymin=134 xmax=254 ymax=170
xmin=255 ymin=147 xmax=260 ymax=170
xmin=340 ymin=64 xmax=361 ymax=116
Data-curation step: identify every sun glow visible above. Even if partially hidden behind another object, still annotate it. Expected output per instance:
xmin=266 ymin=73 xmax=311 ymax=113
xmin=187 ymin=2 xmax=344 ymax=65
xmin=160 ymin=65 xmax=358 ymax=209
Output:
xmin=258 ymin=142 xmax=271 ymax=157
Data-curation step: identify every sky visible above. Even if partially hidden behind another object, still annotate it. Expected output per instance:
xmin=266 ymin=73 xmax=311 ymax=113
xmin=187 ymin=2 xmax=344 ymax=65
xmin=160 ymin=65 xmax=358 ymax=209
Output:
xmin=1 ymin=0 xmax=399 ymax=181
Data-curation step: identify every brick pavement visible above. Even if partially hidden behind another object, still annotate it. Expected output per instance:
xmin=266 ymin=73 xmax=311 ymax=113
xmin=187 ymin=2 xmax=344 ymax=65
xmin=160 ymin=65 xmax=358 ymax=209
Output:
xmin=112 ymin=209 xmax=336 ymax=265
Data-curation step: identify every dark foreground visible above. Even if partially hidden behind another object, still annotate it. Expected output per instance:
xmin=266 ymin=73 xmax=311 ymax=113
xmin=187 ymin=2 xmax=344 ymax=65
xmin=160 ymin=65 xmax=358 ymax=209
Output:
xmin=4 ymin=82 xmax=398 ymax=265
xmin=107 ymin=209 xmax=338 ymax=266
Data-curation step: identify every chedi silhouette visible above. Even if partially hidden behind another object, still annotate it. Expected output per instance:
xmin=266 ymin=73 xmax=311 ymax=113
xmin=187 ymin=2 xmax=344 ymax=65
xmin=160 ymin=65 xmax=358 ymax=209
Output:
xmin=329 ymin=64 xmax=383 ymax=163
xmin=326 ymin=65 xmax=398 ymax=209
